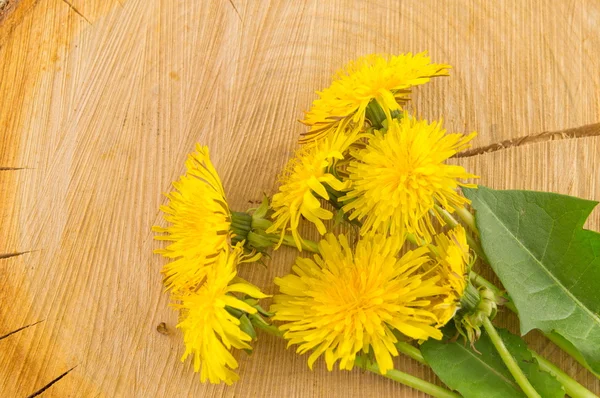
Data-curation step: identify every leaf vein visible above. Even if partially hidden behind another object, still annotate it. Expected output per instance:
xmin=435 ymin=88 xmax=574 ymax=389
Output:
xmin=481 ymin=197 xmax=600 ymax=327
xmin=454 ymin=342 xmax=520 ymax=391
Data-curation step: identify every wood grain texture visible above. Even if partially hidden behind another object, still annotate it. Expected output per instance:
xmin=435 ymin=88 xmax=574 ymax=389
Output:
xmin=0 ymin=0 xmax=599 ymax=396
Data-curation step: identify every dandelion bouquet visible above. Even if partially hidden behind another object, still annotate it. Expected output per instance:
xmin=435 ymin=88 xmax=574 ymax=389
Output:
xmin=154 ymin=53 xmax=600 ymax=397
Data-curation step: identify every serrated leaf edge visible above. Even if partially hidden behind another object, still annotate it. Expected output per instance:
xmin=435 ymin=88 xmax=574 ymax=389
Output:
xmin=472 ymin=190 xmax=600 ymax=333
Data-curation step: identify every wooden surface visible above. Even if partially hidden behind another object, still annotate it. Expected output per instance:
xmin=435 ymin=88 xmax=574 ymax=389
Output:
xmin=1 ymin=0 xmax=599 ymax=396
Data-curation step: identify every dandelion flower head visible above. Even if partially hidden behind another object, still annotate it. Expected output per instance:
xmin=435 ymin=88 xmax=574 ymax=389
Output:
xmin=271 ymin=233 xmax=449 ymax=375
xmin=301 ymin=52 xmax=450 ymax=143
xmin=340 ymin=114 xmax=478 ymax=242
xmin=153 ymin=145 xmax=231 ymax=291
xmin=267 ymin=131 xmax=359 ymax=250
xmin=175 ymin=244 xmax=268 ymax=385
xmin=429 ymin=226 xmax=471 ymax=326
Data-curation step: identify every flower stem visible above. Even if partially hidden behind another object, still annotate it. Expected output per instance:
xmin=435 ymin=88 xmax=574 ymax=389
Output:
xmin=246 ymin=213 xmax=320 ymax=253
xmin=470 ymin=271 xmax=600 ymax=397
xmin=530 ymin=350 xmax=597 ymax=398
xmin=396 ymin=327 xmax=598 ymax=397
xmin=354 ymin=358 xmax=460 ymax=398
xmin=279 ymin=234 xmax=320 ymax=253
xmin=252 ymin=318 xmax=284 ymax=338
xmin=251 ymin=217 xmax=273 ymax=231
xmin=544 ymin=333 xmax=600 ymax=379
xmin=455 ymin=206 xmax=478 ymax=236
xmin=406 ymin=233 xmax=438 ymax=254
xmin=471 ymin=269 xmax=600 ymax=378
xmin=395 ymin=341 xmax=426 ymax=365
xmin=482 ymin=317 xmax=541 ymax=398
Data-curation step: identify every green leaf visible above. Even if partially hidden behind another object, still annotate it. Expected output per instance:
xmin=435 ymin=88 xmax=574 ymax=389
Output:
xmin=498 ymin=329 xmax=564 ymax=398
xmin=464 ymin=186 xmax=600 ymax=373
xmin=421 ymin=328 xmax=564 ymax=398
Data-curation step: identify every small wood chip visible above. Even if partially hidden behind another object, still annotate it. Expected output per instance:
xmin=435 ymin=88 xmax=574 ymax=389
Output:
xmin=156 ymin=322 xmax=169 ymax=335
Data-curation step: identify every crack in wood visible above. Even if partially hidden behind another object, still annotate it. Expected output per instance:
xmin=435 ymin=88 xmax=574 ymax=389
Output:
xmin=0 ymin=251 xmax=29 ymax=259
xmin=0 ymin=0 xmax=21 ymax=20
xmin=227 ymin=0 xmax=242 ymax=21
xmin=27 ymin=366 xmax=77 ymax=398
xmin=0 ymin=0 xmax=18 ymax=21
xmin=60 ymin=0 xmax=91 ymax=25
xmin=0 ymin=166 xmax=27 ymax=170
xmin=0 ymin=320 xmax=44 ymax=341
xmin=455 ymin=123 xmax=600 ymax=158
xmin=0 ymin=0 xmax=41 ymax=31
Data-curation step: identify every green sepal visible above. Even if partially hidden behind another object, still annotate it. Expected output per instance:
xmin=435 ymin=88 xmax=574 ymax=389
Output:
xmin=239 ymin=314 xmax=257 ymax=341
xmin=251 ymin=195 xmax=270 ymax=220
xmin=333 ymin=209 xmax=346 ymax=227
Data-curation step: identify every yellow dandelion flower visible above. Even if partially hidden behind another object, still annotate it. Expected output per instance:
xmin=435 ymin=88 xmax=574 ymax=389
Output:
xmin=267 ymin=131 xmax=358 ymax=250
xmin=429 ymin=226 xmax=470 ymax=326
xmin=271 ymin=233 xmax=448 ymax=375
xmin=153 ymin=145 xmax=231 ymax=291
xmin=175 ymin=244 xmax=268 ymax=385
xmin=340 ymin=114 xmax=478 ymax=242
xmin=300 ymin=52 xmax=450 ymax=144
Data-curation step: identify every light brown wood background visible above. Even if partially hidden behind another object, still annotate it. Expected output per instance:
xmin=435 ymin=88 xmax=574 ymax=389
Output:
xmin=1 ymin=0 xmax=599 ymax=396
